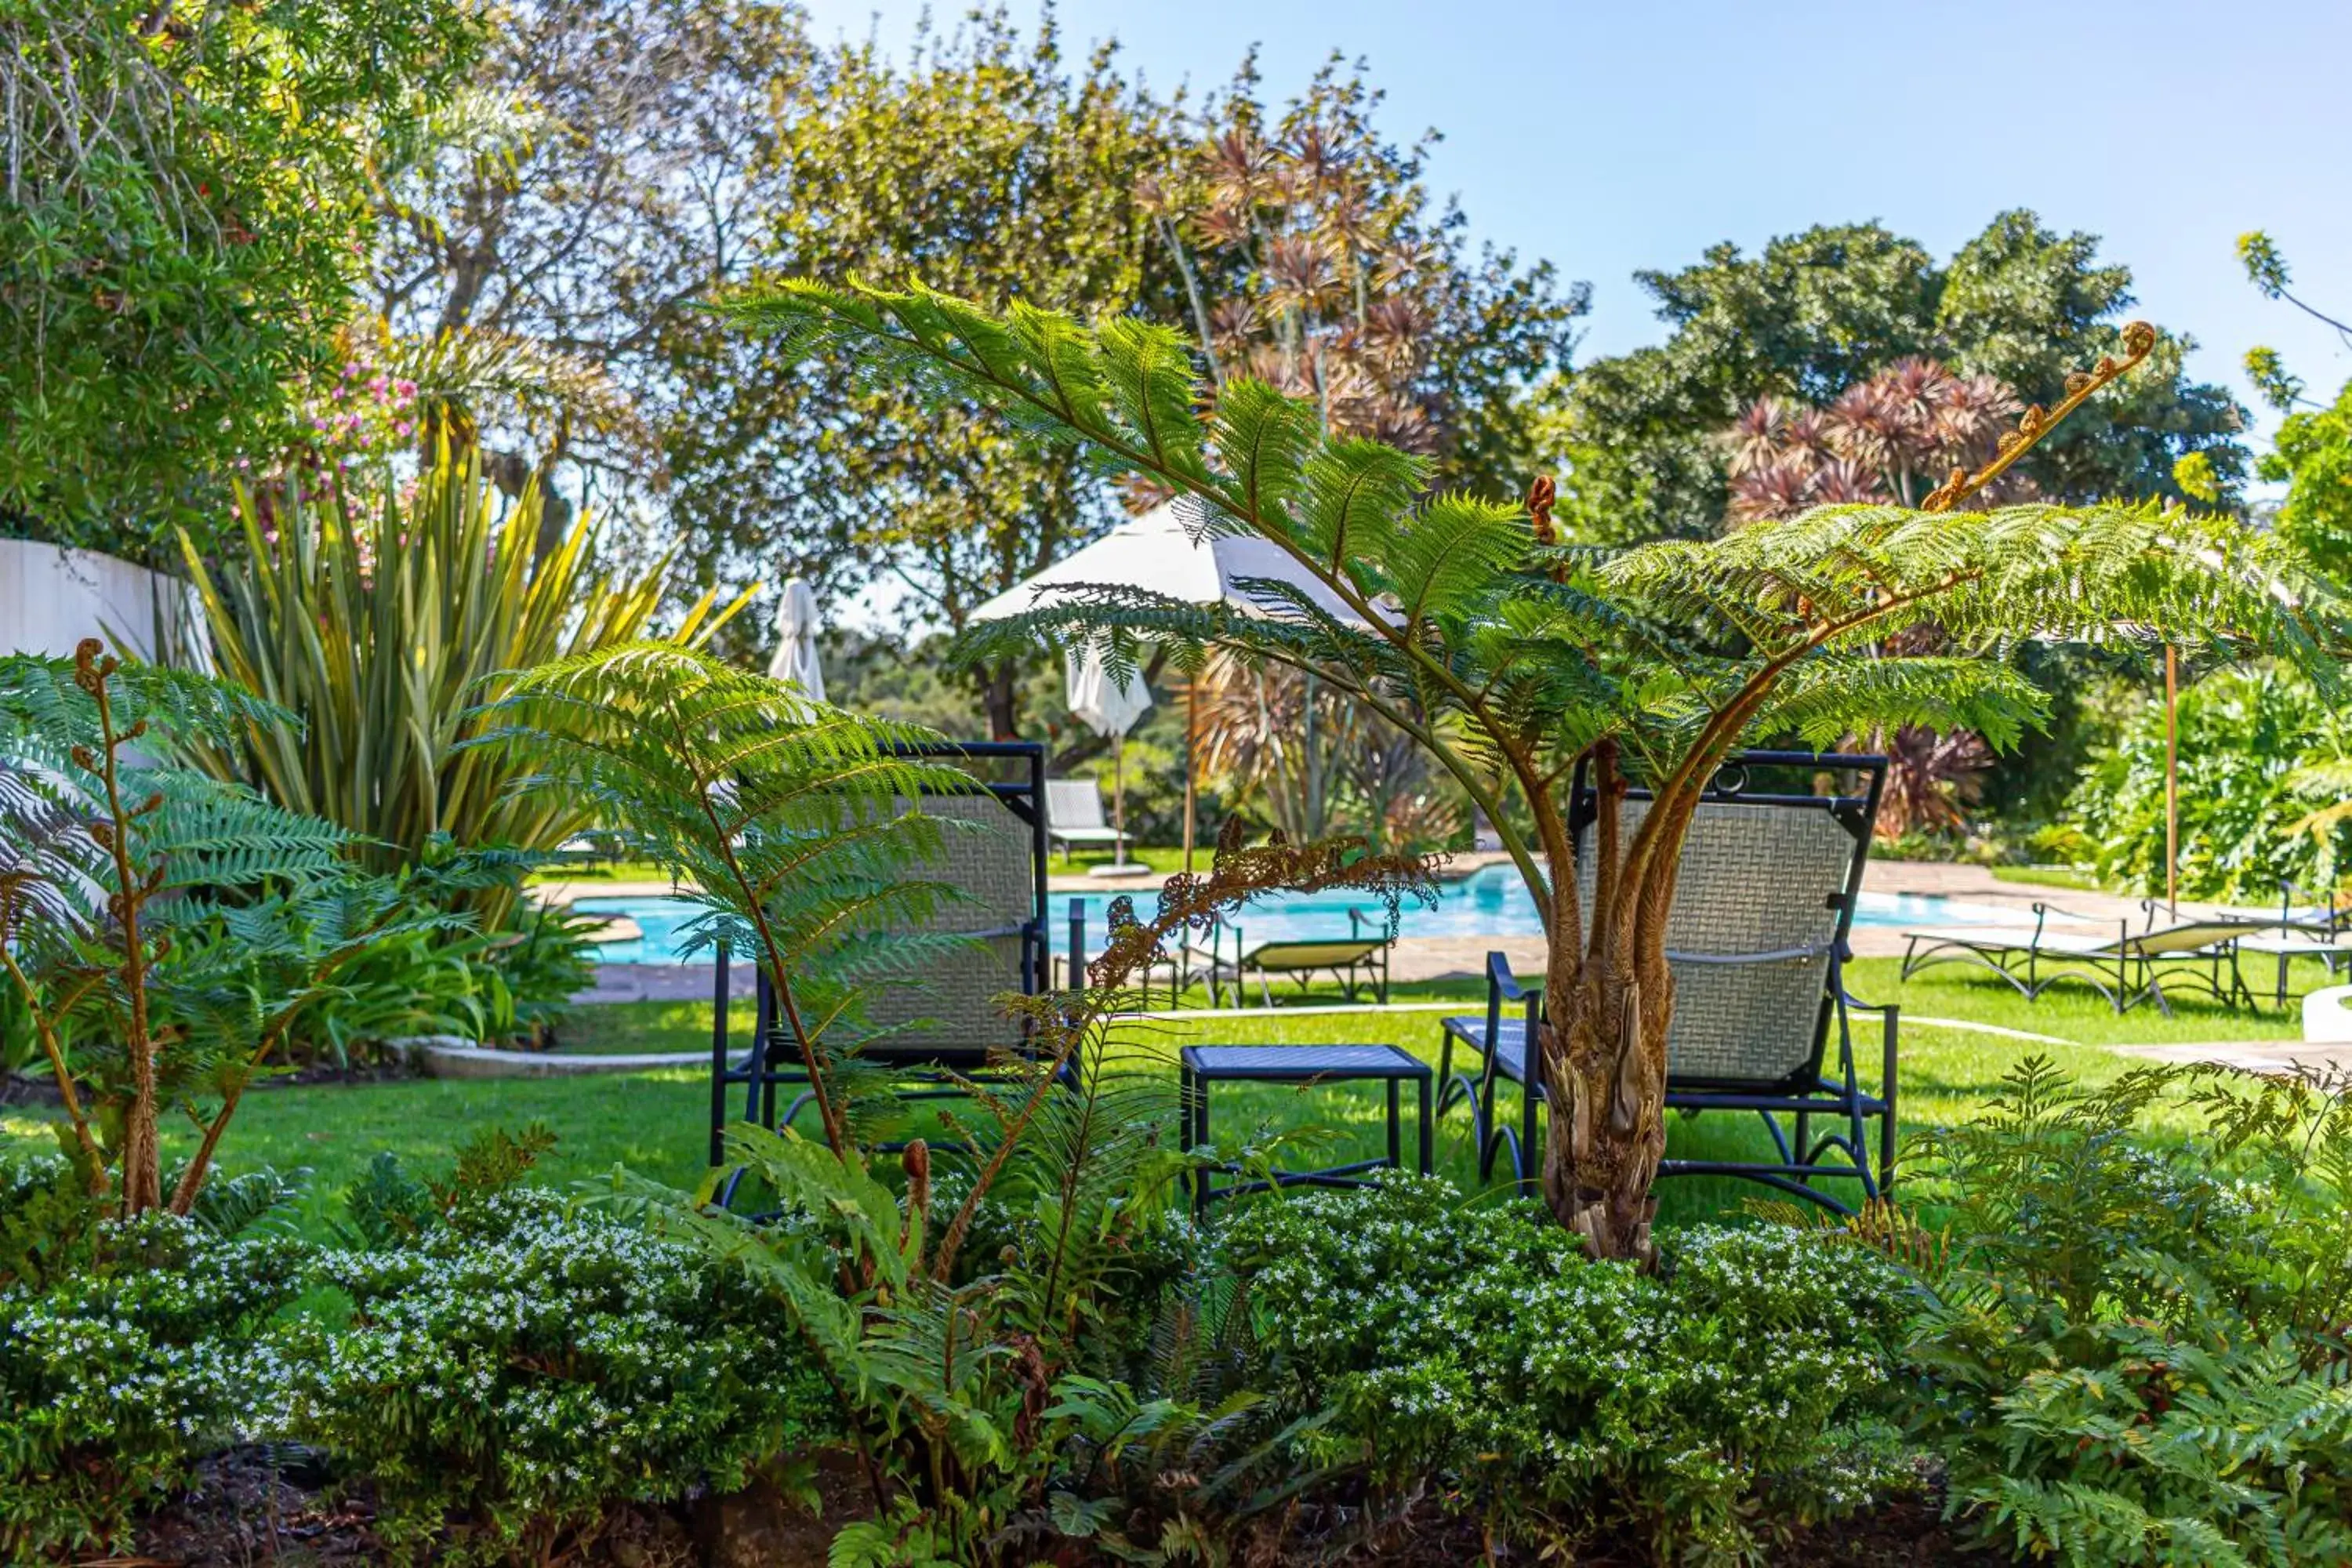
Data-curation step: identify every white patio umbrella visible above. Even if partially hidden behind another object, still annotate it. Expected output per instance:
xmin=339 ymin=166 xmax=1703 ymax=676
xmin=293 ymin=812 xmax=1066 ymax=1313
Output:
xmin=971 ymin=498 xmax=1362 ymax=869
xmin=1064 ymin=640 xmax=1154 ymax=877
xmin=967 ymin=497 xmax=1362 ymax=627
xmin=765 ymin=576 xmax=826 ymax=702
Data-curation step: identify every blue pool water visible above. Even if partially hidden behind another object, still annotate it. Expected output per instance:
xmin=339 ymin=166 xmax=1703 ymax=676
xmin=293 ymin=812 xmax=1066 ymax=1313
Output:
xmin=575 ymin=865 xmax=2024 ymax=966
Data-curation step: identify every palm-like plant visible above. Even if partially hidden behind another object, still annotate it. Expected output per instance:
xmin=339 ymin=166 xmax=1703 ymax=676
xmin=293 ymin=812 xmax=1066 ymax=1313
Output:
xmin=1138 ymin=91 xmax=1446 ymax=463
xmin=725 ymin=283 xmax=2344 ymax=1261
xmin=1189 ymin=650 xmax=1461 ymax=851
xmin=1728 ymin=359 xmax=2030 ymax=836
xmin=1726 ymin=358 xmax=2025 ymax=523
xmin=176 ymin=446 xmax=742 ymax=906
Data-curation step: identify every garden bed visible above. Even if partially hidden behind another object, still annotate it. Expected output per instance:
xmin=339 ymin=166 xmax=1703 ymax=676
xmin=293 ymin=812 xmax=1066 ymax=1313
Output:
xmin=129 ymin=1448 xmax=2003 ymax=1566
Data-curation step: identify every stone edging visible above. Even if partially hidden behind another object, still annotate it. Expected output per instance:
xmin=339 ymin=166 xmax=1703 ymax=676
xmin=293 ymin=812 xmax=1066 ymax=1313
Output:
xmin=383 ymin=1035 xmax=703 ymax=1079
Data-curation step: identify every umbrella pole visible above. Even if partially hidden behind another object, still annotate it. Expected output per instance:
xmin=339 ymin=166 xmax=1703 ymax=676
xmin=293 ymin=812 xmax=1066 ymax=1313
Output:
xmin=1182 ymin=678 xmax=1196 ymax=873
xmin=1112 ymin=731 xmax=1129 ymax=869
xmin=2165 ymin=644 xmax=2178 ymax=918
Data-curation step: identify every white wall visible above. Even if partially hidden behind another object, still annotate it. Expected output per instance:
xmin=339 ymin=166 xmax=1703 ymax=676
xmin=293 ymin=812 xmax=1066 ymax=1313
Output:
xmin=0 ymin=539 xmax=209 ymax=667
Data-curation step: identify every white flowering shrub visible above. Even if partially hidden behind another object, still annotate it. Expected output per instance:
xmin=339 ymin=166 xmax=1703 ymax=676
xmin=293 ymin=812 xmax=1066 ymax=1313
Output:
xmin=0 ymin=1211 xmax=307 ymax=1559
xmin=1220 ymin=1176 xmax=1915 ymax=1562
xmin=273 ymin=1191 xmax=836 ymax=1565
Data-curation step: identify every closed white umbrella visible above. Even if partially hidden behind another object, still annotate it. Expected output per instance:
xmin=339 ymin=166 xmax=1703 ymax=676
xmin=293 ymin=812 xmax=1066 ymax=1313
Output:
xmin=972 ymin=498 xmax=1360 ymax=869
xmin=765 ymin=577 xmax=825 ymax=702
xmin=1064 ymin=639 xmax=1152 ymax=877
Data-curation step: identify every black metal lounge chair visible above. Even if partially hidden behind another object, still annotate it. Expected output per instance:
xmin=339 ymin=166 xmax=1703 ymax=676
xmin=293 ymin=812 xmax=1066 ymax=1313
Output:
xmin=1436 ymin=751 xmax=1900 ymax=1214
xmin=707 ymin=741 xmax=1059 ymax=1171
xmin=1897 ymin=900 xmax=2269 ymax=1014
xmin=2237 ymin=880 xmax=2352 ymax=1006
xmin=1188 ymin=908 xmax=1392 ymax=1007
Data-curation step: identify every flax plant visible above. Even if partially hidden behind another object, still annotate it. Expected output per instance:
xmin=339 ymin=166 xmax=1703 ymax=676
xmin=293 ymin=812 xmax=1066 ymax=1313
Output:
xmin=176 ymin=446 xmax=743 ymax=898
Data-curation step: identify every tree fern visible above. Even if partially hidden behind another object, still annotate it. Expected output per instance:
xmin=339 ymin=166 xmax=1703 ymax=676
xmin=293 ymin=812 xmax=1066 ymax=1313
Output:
xmin=469 ymin=640 xmax=985 ymax=1154
xmin=724 ymin=276 xmax=2351 ymax=1259
xmin=1 ymin=644 xmax=451 ymax=1213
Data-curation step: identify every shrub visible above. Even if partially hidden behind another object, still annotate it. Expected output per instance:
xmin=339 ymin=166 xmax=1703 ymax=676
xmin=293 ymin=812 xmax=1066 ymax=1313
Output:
xmin=0 ymin=1208 xmax=307 ymax=1559
xmin=276 ymin=1189 xmax=837 ymax=1564
xmin=2061 ymin=663 xmax=2352 ymax=901
xmin=1900 ymin=1058 xmax=2352 ymax=1566
xmin=1221 ymin=1176 xmax=1914 ymax=1562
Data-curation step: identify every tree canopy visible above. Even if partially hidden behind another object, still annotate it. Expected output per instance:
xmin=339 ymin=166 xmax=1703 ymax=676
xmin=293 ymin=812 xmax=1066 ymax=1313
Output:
xmin=1553 ymin=212 xmax=2250 ymax=541
xmin=1138 ymin=53 xmax=1585 ymax=499
xmin=371 ymin=0 xmax=810 ymax=532
xmin=2240 ymin=230 xmax=2352 ymax=580
xmin=670 ymin=9 xmax=1174 ymax=729
xmin=673 ymin=23 xmax=1587 ymax=735
xmin=0 ymin=0 xmax=478 ymax=563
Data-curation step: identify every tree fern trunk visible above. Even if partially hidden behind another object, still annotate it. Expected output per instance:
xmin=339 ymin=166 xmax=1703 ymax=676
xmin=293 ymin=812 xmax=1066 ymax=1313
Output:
xmin=1539 ymin=866 xmax=1671 ymax=1264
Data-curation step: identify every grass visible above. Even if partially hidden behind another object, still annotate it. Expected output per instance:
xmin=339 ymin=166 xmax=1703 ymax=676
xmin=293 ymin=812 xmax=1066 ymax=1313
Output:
xmin=1048 ymin=844 xmax=1207 ymax=876
xmin=13 ymin=949 xmax=2332 ymax=1240
xmin=525 ymin=858 xmax=681 ymax=885
xmin=1989 ymin=864 xmax=2106 ymax=892
xmin=556 ymin=953 xmax=2332 ymax=1055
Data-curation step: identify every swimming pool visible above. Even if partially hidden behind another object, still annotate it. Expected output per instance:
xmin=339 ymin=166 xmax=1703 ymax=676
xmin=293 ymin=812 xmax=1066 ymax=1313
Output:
xmin=575 ymin=864 xmax=2027 ymax=965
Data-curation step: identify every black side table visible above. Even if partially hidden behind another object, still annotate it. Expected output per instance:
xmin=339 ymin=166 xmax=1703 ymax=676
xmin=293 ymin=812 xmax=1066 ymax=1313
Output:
xmin=1178 ymin=1043 xmax=1433 ymax=1214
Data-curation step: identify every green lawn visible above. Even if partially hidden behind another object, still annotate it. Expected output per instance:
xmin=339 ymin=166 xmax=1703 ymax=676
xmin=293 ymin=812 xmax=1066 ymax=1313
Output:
xmin=525 ymin=858 xmax=681 ymax=885
xmin=1047 ymin=844 xmax=1198 ymax=875
xmin=14 ymin=949 xmax=2329 ymax=1239
xmin=557 ymin=953 xmax=2330 ymax=1055
xmin=9 ymin=947 xmax=2331 ymax=1239
xmin=1987 ymin=863 xmax=2105 ymax=892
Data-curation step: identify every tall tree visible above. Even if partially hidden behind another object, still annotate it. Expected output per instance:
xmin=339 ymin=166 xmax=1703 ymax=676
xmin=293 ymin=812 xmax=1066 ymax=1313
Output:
xmin=681 ymin=9 xmax=1178 ymax=734
xmin=2239 ymin=230 xmax=2352 ymax=579
xmin=1138 ymin=54 xmax=1586 ymax=498
xmin=0 ymin=0 xmax=477 ymax=563
xmin=371 ymin=0 xmax=809 ymax=531
xmin=1552 ymin=212 xmax=2249 ymax=541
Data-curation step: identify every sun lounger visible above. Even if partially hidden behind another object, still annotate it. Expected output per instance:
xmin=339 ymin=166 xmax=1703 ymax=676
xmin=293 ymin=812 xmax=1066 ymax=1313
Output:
xmin=1189 ymin=908 xmax=1391 ymax=1007
xmin=1899 ymin=901 xmax=2268 ymax=1014
xmin=1043 ymin=778 xmax=1129 ymax=862
xmin=2233 ymin=924 xmax=2352 ymax=1006
xmin=710 ymin=741 xmax=1061 ymax=1181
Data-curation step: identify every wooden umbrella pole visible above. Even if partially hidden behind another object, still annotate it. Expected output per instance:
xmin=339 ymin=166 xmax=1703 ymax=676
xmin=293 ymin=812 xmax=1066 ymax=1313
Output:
xmin=1113 ymin=731 xmax=1129 ymax=869
xmin=2165 ymin=644 xmax=2179 ymax=918
xmin=1181 ymin=677 xmax=1196 ymax=873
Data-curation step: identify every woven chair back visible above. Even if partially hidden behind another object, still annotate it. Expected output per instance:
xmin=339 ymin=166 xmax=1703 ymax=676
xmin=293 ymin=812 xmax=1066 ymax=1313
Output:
xmin=1572 ymin=763 xmax=1876 ymax=1090
xmin=853 ymin=790 xmax=1039 ymax=1062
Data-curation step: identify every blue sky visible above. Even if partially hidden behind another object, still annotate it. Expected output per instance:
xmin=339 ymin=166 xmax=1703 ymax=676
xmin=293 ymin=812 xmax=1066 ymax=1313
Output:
xmin=801 ymin=0 xmax=2350 ymax=451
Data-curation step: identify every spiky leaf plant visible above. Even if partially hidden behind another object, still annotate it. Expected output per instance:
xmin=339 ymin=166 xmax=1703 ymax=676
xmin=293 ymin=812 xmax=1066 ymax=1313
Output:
xmin=175 ymin=444 xmax=744 ymax=908
xmin=722 ymin=279 xmax=2347 ymax=1261
xmin=0 ymin=642 xmax=456 ymax=1214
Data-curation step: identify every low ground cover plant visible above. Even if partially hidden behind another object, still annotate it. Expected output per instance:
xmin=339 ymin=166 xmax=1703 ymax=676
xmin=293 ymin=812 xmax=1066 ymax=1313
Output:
xmin=0 ymin=1161 xmax=307 ymax=1559
xmin=280 ymin=1180 xmax=837 ymax=1563
xmin=1222 ymin=1175 xmax=1915 ymax=1562
xmin=0 ymin=1134 xmax=838 ymax=1565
